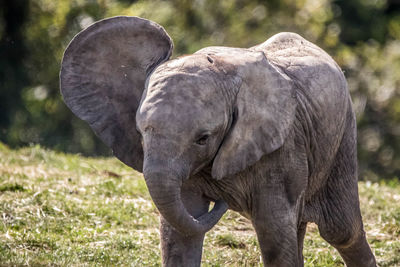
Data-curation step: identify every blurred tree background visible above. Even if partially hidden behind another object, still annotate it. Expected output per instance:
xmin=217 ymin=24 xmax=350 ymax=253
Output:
xmin=0 ymin=0 xmax=399 ymax=181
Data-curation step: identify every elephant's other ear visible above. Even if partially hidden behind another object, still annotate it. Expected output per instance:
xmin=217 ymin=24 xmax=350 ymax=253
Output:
xmin=211 ymin=52 xmax=296 ymax=180
xmin=60 ymin=16 xmax=173 ymax=172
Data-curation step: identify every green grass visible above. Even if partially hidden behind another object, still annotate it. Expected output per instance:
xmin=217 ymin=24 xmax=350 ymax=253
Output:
xmin=0 ymin=143 xmax=399 ymax=266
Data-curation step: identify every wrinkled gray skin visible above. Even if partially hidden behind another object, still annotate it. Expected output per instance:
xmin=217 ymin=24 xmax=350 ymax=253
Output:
xmin=60 ymin=16 xmax=376 ymax=266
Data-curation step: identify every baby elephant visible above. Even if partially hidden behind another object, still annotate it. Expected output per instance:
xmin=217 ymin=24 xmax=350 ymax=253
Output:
xmin=60 ymin=16 xmax=376 ymax=266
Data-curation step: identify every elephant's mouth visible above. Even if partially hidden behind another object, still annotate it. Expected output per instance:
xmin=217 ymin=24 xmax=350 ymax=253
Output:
xmin=144 ymin=170 xmax=228 ymax=236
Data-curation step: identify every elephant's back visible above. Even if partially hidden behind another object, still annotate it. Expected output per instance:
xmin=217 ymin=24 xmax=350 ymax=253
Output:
xmin=252 ymin=32 xmax=348 ymax=113
xmin=253 ymin=32 xmax=351 ymax=190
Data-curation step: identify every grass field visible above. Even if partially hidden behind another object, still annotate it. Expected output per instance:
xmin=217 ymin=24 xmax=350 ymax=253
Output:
xmin=0 ymin=143 xmax=399 ymax=266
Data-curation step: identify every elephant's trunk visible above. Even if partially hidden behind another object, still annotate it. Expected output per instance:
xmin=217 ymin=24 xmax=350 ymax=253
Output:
xmin=144 ymin=170 xmax=227 ymax=236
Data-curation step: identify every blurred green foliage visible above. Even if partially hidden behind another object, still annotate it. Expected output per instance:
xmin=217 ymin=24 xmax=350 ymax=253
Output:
xmin=0 ymin=0 xmax=399 ymax=180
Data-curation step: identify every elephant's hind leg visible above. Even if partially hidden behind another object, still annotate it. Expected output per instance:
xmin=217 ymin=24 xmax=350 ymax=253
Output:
xmin=315 ymin=126 xmax=376 ymax=266
xmin=316 ymin=172 xmax=376 ymax=267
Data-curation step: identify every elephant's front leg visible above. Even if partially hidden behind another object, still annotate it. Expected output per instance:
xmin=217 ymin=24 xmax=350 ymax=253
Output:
xmin=252 ymin=200 xmax=302 ymax=266
xmin=159 ymin=186 xmax=210 ymax=267
xmin=251 ymin=176 xmax=306 ymax=267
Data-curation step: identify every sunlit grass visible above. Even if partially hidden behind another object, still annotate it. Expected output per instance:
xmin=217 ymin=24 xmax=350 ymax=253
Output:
xmin=0 ymin=143 xmax=399 ymax=266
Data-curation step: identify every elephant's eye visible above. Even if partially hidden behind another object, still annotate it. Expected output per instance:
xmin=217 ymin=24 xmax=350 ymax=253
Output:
xmin=195 ymin=134 xmax=210 ymax=146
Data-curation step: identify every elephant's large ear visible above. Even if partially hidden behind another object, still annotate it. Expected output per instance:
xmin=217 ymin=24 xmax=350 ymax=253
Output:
xmin=211 ymin=51 xmax=296 ymax=180
xmin=60 ymin=16 xmax=173 ymax=172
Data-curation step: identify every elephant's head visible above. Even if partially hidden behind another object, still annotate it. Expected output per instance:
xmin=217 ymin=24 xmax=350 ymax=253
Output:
xmin=60 ymin=17 xmax=296 ymax=236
